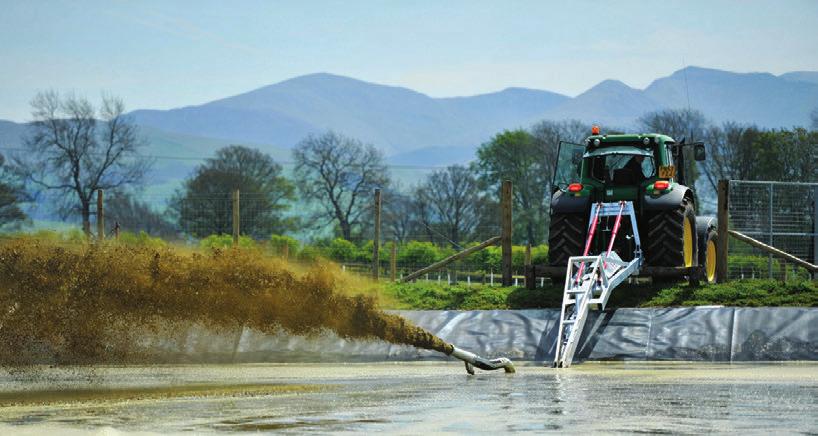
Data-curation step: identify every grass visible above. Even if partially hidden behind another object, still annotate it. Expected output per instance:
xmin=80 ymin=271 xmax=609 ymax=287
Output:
xmin=379 ymin=279 xmax=818 ymax=310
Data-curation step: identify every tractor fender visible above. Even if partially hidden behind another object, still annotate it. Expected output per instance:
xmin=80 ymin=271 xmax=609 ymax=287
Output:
xmin=641 ymin=186 xmax=693 ymax=212
xmin=550 ymin=190 xmax=590 ymax=215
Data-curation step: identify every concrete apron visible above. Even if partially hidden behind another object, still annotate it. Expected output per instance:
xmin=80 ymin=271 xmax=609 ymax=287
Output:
xmin=141 ymin=308 xmax=818 ymax=364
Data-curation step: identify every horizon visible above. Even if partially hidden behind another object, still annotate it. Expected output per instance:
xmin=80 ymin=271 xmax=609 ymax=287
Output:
xmin=0 ymin=65 xmax=813 ymax=124
xmin=2 ymin=0 xmax=817 ymax=121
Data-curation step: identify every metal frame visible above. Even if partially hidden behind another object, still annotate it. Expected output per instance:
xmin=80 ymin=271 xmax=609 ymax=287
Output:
xmin=553 ymin=201 xmax=643 ymax=368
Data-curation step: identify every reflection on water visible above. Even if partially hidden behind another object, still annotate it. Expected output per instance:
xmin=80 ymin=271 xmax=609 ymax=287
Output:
xmin=0 ymin=362 xmax=816 ymax=434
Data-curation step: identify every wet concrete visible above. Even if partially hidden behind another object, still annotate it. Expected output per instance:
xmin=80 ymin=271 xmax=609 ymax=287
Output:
xmin=0 ymin=362 xmax=816 ymax=434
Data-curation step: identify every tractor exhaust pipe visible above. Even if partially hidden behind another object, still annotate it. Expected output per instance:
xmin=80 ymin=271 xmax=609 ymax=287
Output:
xmin=447 ymin=345 xmax=516 ymax=375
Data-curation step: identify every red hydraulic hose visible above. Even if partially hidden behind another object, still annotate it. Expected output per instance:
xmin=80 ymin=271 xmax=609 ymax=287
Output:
xmin=603 ymin=201 xmax=626 ymax=269
xmin=573 ymin=203 xmax=602 ymax=285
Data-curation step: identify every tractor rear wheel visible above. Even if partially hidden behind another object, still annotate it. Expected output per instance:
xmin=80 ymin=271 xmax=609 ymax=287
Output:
xmin=548 ymin=213 xmax=587 ymax=278
xmin=700 ymin=228 xmax=718 ymax=284
xmin=644 ymin=198 xmax=697 ymax=269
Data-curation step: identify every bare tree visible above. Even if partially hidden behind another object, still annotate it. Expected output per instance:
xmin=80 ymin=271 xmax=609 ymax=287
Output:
xmin=417 ymin=165 xmax=481 ymax=248
xmin=638 ymin=108 xmax=708 ymax=141
xmin=381 ymin=185 xmax=418 ymax=243
xmin=16 ymin=91 xmax=151 ymax=235
xmin=106 ymin=192 xmax=177 ymax=238
xmin=411 ymin=184 xmax=439 ymax=243
xmin=0 ymin=154 xmax=27 ymax=229
xmin=700 ymin=122 xmax=761 ymax=192
xmin=638 ymin=108 xmax=709 ymax=190
xmin=293 ymin=131 xmax=389 ymax=240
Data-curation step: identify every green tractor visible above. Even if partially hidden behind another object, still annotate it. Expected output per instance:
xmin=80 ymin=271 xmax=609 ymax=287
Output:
xmin=546 ymin=127 xmax=718 ymax=285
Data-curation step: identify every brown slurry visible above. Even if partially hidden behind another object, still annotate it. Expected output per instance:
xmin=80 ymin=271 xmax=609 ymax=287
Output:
xmin=0 ymin=238 xmax=453 ymax=366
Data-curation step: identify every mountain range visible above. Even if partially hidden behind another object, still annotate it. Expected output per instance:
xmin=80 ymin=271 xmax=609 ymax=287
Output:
xmin=1 ymin=66 xmax=817 ymax=174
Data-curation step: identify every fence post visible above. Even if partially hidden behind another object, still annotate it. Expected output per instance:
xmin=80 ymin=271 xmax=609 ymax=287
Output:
xmin=113 ymin=221 xmax=120 ymax=240
xmin=96 ymin=189 xmax=104 ymax=242
xmin=373 ymin=188 xmax=381 ymax=281
xmin=390 ymin=240 xmax=397 ymax=282
xmin=716 ymin=180 xmax=729 ymax=283
xmin=282 ymin=244 xmax=289 ymax=261
xmin=232 ymin=189 xmax=240 ymax=246
xmin=501 ymin=180 xmax=513 ymax=286
xmin=525 ymin=242 xmax=534 ymax=290
xmin=768 ymin=184 xmax=773 ymax=279
xmin=814 ymin=186 xmax=818 ymax=280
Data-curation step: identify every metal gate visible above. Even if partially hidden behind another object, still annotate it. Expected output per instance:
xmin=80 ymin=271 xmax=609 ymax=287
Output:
xmin=727 ymin=180 xmax=818 ymax=280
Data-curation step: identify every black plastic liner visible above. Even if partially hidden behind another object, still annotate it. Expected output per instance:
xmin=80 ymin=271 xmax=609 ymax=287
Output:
xmin=146 ymin=308 xmax=817 ymax=363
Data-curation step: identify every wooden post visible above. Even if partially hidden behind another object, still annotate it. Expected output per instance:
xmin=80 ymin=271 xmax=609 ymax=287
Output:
xmin=372 ymin=188 xmax=381 ymax=281
xmin=96 ymin=189 xmax=104 ymax=241
xmin=716 ymin=180 xmax=729 ymax=283
xmin=282 ymin=243 xmax=289 ymax=260
xmin=114 ymin=221 xmax=120 ymax=240
xmin=390 ymin=240 xmax=397 ymax=282
xmin=814 ymin=186 xmax=818 ymax=280
xmin=525 ymin=242 xmax=534 ymax=290
xmin=232 ymin=189 xmax=240 ymax=246
xmin=501 ymin=180 xmax=513 ymax=286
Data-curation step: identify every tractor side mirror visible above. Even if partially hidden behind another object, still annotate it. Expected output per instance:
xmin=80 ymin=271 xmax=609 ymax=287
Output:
xmin=694 ymin=143 xmax=706 ymax=161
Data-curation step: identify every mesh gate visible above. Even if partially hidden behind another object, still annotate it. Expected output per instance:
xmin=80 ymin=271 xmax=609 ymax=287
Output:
xmin=727 ymin=180 xmax=818 ymax=280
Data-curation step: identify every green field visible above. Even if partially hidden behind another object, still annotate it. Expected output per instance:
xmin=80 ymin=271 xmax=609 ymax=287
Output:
xmin=379 ymin=279 xmax=818 ymax=310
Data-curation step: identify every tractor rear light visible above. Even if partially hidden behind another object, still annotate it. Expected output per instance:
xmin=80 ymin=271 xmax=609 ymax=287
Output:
xmin=653 ymin=180 xmax=670 ymax=190
xmin=568 ymin=183 xmax=583 ymax=193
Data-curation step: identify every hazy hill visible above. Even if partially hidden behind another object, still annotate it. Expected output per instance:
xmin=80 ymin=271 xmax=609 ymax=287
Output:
xmin=779 ymin=71 xmax=818 ymax=86
xmin=130 ymin=73 xmax=569 ymax=156
xmin=125 ymin=67 xmax=818 ymax=167
xmin=643 ymin=67 xmax=818 ymax=128
xmin=540 ymin=79 xmax=662 ymax=129
xmin=3 ymin=66 xmax=817 ymax=171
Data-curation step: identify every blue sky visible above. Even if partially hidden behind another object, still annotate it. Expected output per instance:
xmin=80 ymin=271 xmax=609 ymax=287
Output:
xmin=1 ymin=0 xmax=816 ymax=121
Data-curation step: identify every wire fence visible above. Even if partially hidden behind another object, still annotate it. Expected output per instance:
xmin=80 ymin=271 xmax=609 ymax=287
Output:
xmin=727 ymin=180 xmax=817 ymax=280
xmin=7 ymin=180 xmax=817 ymax=285
xmin=3 ymin=188 xmax=525 ymax=284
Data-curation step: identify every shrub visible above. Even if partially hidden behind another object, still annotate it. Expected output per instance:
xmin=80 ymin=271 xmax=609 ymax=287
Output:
xmin=728 ymin=254 xmax=780 ymax=279
xmin=270 ymin=234 xmax=299 ymax=257
xmin=398 ymin=241 xmax=440 ymax=266
xmin=297 ymin=245 xmax=324 ymax=262
xmin=325 ymin=238 xmax=359 ymax=262
xmin=118 ymin=230 xmax=167 ymax=248
xmin=531 ymin=244 xmax=549 ymax=265
xmin=199 ymin=234 xmax=255 ymax=250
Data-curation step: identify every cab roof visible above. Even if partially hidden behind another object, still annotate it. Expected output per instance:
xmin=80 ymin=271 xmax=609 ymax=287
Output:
xmin=586 ymin=133 xmax=676 ymax=144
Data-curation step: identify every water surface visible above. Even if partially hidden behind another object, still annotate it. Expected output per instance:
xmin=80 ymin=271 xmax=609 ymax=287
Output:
xmin=0 ymin=362 xmax=816 ymax=434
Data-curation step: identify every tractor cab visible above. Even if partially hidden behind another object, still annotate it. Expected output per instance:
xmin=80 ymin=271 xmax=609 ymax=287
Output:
xmin=552 ymin=133 xmax=680 ymax=203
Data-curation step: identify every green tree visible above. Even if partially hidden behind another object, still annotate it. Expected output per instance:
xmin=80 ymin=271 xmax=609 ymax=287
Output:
xmin=171 ymin=145 xmax=296 ymax=238
xmin=476 ymin=129 xmax=548 ymax=244
xmin=752 ymin=128 xmax=817 ymax=182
